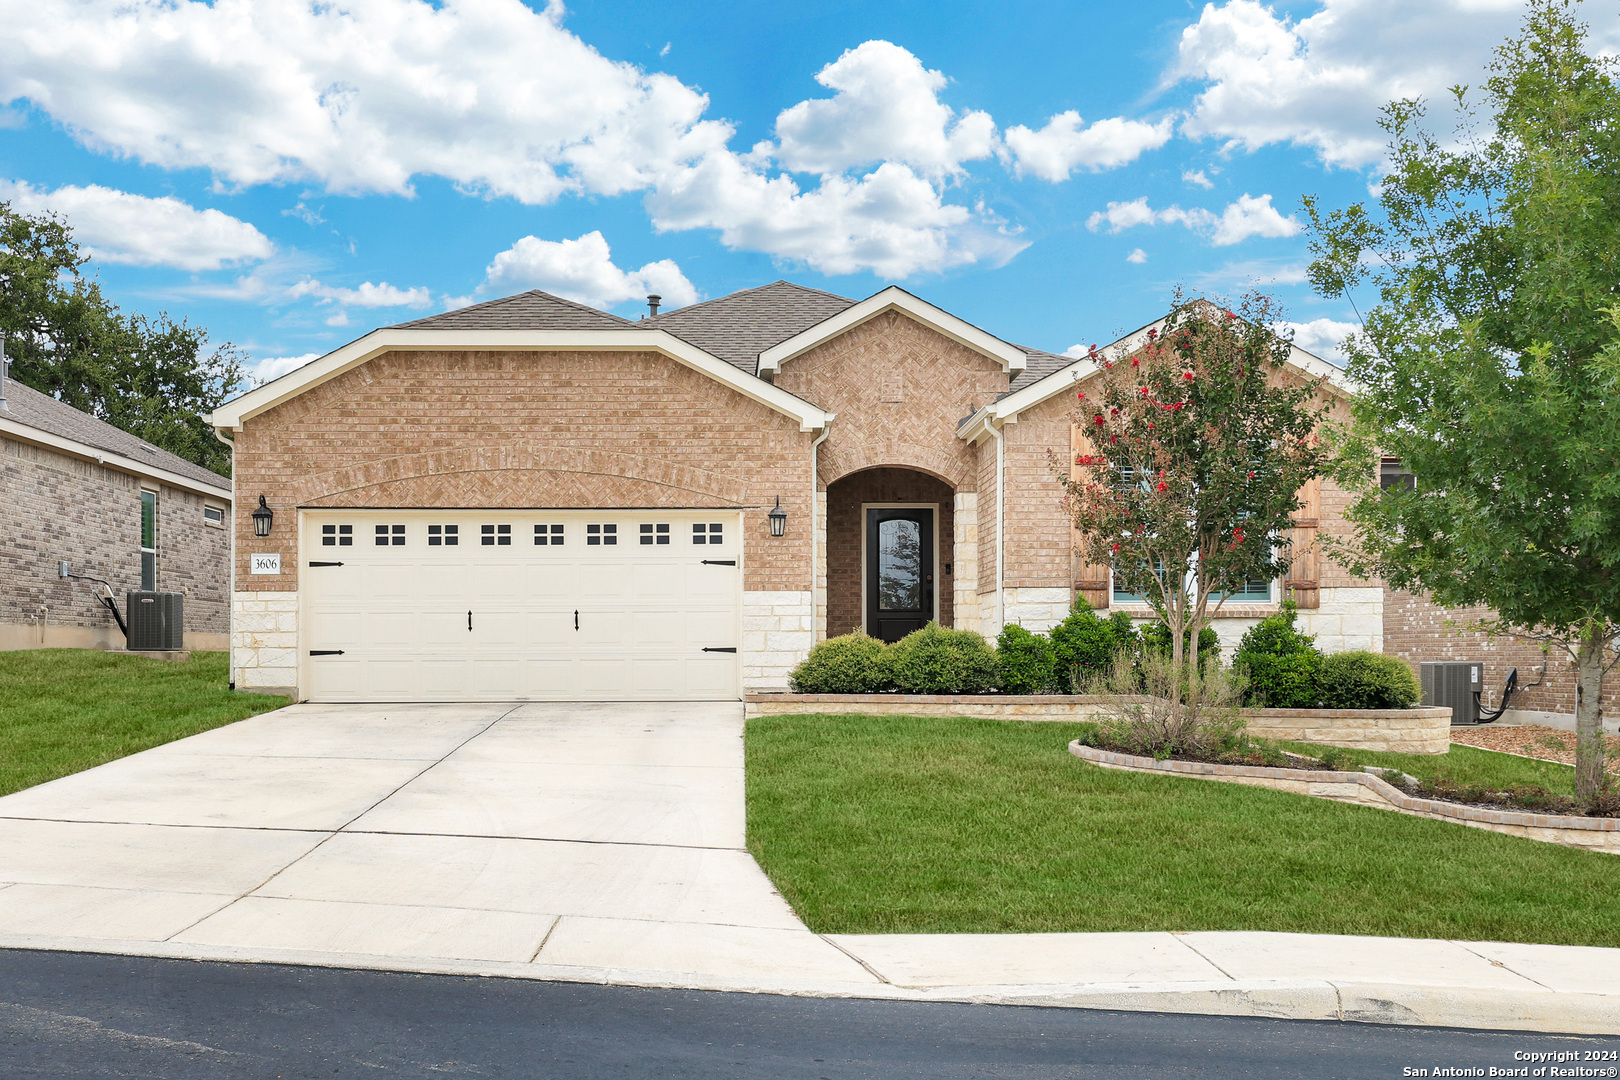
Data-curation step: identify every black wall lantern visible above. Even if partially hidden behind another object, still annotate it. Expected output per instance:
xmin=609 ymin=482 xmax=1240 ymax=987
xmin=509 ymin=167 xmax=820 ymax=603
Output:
xmin=252 ymin=495 xmax=274 ymax=537
xmin=768 ymin=496 xmax=787 ymax=538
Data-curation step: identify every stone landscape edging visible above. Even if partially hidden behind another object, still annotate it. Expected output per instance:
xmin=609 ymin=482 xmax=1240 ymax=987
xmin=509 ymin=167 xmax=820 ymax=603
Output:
xmin=1068 ymin=740 xmax=1620 ymax=854
xmin=745 ymin=694 xmax=1451 ymax=753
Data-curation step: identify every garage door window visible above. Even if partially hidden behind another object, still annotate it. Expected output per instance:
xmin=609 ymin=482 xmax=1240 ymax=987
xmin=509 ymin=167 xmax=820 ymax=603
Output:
xmin=375 ymin=524 xmax=405 ymax=546
xmin=586 ymin=523 xmax=618 ymax=546
xmin=427 ymin=525 xmax=459 ymax=546
xmin=321 ymin=524 xmax=354 ymax=547
xmin=692 ymin=523 xmax=724 ymax=545
xmin=481 ymin=524 xmax=512 ymax=546
xmin=639 ymin=523 xmax=670 ymax=545
xmin=534 ymin=524 xmax=564 ymax=545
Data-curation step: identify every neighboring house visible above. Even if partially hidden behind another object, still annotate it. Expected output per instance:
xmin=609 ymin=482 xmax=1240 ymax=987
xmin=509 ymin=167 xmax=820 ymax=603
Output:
xmin=211 ymin=282 xmax=1372 ymax=702
xmin=1 ymin=369 xmax=232 ymax=651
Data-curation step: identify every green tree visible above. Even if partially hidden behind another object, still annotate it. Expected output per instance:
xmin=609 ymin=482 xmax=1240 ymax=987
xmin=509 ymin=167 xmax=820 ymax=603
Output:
xmin=0 ymin=202 xmax=245 ymax=476
xmin=1304 ymin=0 xmax=1620 ymax=799
xmin=1057 ymin=290 xmax=1332 ymax=693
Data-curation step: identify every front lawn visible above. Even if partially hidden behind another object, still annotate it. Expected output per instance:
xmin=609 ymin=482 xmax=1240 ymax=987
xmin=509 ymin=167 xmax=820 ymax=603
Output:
xmin=745 ymin=713 xmax=1620 ymax=946
xmin=0 ymin=650 xmax=287 ymax=796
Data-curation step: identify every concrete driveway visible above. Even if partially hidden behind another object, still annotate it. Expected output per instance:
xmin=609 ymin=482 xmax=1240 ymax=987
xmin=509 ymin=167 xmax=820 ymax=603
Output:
xmin=0 ymin=702 xmax=876 ymax=989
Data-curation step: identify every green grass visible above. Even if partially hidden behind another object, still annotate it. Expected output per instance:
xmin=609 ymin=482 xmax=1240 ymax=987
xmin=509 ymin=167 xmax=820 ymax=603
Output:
xmin=745 ymin=713 xmax=1620 ymax=945
xmin=0 ymin=649 xmax=287 ymax=796
xmin=1277 ymin=739 xmax=1577 ymax=795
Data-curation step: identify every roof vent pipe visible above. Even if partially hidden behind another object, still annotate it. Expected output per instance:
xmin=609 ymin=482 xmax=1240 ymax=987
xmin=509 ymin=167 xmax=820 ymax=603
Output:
xmin=646 ymin=294 xmax=661 ymax=318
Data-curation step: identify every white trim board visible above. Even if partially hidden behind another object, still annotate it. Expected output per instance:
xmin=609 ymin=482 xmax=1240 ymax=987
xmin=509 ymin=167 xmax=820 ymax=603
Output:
xmin=1 ymin=415 xmax=231 ymax=498
xmin=758 ymin=286 xmax=1027 ymax=376
xmin=211 ymin=328 xmax=834 ymax=433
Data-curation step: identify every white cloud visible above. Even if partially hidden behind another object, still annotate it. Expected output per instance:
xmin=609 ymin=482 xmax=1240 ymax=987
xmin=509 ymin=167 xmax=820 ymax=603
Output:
xmin=1168 ymin=0 xmax=1611 ymax=168
xmin=1183 ymin=169 xmax=1214 ymax=189
xmin=482 ymin=231 xmax=698 ymax=310
xmin=1280 ymin=317 xmax=1361 ymax=364
xmin=647 ymin=156 xmax=1025 ymax=279
xmin=772 ymin=41 xmax=997 ymax=180
xmin=0 ymin=178 xmax=272 ymax=270
xmin=1004 ymin=111 xmax=1174 ymax=181
xmin=1086 ymin=193 xmax=1298 ymax=247
xmin=0 ymin=0 xmax=722 ymax=204
xmin=247 ymin=352 xmax=319 ymax=385
xmin=288 ymin=278 xmax=433 ymax=307
xmin=1126 ymin=248 xmax=1148 ymax=264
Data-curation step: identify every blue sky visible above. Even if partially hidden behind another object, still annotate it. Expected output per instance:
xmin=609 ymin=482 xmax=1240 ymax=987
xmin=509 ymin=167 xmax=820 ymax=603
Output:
xmin=3 ymin=0 xmax=1616 ymax=384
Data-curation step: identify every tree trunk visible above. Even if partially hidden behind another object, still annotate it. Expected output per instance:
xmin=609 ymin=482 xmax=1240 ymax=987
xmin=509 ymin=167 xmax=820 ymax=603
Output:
xmin=1574 ymin=631 xmax=1608 ymax=801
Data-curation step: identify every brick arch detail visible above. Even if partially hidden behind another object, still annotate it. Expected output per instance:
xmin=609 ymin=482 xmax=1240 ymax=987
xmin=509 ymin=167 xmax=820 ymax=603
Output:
xmin=818 ymin=440 xmax=972 ymax=492
xmin=292 ymin=444 xmax=752 ymax=506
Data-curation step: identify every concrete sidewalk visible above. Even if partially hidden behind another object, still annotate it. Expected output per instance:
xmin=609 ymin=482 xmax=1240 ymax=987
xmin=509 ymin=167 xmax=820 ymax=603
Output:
xmin=0 ymin=702 xmax=1616 ymax=1034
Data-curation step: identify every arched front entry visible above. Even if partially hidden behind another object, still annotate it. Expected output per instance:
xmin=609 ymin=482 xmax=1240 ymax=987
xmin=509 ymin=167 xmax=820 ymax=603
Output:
xmin=824 ymin=467 xmax=957 ymax=641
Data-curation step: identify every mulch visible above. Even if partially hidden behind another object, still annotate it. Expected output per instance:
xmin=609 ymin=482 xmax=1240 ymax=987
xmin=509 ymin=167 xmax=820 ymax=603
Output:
xmin=1449 ymin=723 xmax=1620 ymax=774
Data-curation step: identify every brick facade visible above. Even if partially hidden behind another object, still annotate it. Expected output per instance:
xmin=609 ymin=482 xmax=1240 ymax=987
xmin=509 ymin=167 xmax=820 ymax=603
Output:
xmin=2 ymin=435 xmax=229 ymax=649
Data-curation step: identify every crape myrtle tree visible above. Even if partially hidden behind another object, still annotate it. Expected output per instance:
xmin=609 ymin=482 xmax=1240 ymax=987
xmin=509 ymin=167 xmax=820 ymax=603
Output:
xmin=0 ymin=202 xmax=245 ymax=476
xmin=1304 ymin=0 xmax=1620 ymax=798
xmin=1056 ymin=290 xmax=1333 ymax=693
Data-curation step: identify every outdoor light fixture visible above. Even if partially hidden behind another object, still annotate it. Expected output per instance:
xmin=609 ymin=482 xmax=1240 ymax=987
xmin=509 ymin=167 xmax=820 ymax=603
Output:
xmin=252 ymin=495 xmax=274 ymax=538
xmin=768 ymin=496 xmax=787 ymax=538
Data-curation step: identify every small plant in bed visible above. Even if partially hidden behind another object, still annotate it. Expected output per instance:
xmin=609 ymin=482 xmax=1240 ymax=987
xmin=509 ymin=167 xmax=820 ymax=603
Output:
xmin=1081 ymin=650 xmax=1254 ymax=762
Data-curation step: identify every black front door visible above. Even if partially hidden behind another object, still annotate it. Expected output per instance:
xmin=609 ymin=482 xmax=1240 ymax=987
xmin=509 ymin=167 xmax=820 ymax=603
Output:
xmin=865 ymin=507 xmax=934 ymax=643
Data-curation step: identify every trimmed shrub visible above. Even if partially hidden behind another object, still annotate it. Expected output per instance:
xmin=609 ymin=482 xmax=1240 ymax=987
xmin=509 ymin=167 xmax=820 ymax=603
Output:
xmin=788 ymin=633 xmax=893 ymax=694
xmin=996 ymin=623 xmax=1057 ymax=694
xmin=1139 ymin=622 xmax=1222 ymax=672
xmin=1233 ymin=603 xmax=1323 ymax=708
xmin=1049 ymin=601 xmax=1139 ymax=692
xmin=1316 ymin=651 xmax=1421 ymax=710
xmin=889 ymin=623 xmax=1001 ymax=694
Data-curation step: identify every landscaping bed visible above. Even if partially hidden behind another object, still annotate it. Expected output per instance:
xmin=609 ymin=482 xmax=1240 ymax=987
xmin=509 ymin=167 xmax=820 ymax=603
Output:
xmin=745 ymin=711 xmax=1620 ymax=945
xmin=1450 ymin=723 xmax=1620 ymax=774
xmin=0 ymin=649 xmax=287 ymax=796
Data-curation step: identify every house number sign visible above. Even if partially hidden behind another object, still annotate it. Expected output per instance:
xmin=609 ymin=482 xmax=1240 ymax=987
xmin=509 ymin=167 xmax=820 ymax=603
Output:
xmin=249 ymin=553 xmax=282 ymax=575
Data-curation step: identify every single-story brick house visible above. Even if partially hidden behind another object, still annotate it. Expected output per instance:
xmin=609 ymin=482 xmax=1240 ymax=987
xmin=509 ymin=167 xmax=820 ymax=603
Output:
xmin=211 ymin=282 xmax=1376 ymax=702
xmin=1 ymin=369 xmax=232 ymax=651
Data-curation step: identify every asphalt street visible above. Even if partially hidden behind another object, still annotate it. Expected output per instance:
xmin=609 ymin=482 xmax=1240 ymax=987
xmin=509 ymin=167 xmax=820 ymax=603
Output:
xmin=2 ymin=949 xmax=1615 ymax=1079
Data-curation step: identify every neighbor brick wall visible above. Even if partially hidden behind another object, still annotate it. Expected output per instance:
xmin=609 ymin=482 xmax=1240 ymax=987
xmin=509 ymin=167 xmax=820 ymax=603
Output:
xmin=778 ymin=310 xmax=1006 ymax=493
xmin=824 ymin=468 xmax=955 ymax=637
xmin=2 ymin=435 xmax=229 ymax=637
xmin=232 ymin=349 xmax=814 ymax=595
xmin=1383 ymin=589 xmax=1610 ymax=719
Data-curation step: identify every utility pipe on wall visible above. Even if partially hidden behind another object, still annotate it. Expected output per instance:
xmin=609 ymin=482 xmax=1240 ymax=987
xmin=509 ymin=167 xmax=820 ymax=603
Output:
xmin=988 ymin=421 xmax=1006 ymax=633
xmin=211 ymin=426 xmax=238 ymax=689
xmin=809 ymin=421 xmax=833 ymax=641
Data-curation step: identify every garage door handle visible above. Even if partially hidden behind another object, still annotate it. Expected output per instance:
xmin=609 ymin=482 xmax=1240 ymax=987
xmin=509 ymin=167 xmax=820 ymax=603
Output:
xmin=701 ymin=559 xmax=736 ymax=566
xmin=309 ymin=650 xmax=345 ymax=656
xmin=574 ymin=609 xmax=579 ymax=631
xmin=468 ymin=610 xmax=472 ymax=632
xmin=702 ymin=647 xmax=737 ymax=653
xmin=308 ymin=561 xmax=344 ymax=567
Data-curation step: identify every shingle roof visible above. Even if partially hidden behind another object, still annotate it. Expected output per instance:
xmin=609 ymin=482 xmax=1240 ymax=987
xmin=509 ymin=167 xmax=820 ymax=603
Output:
xmin=1007 ymin=347 xmax=1078 ymax=395
xmin=644 ymin=280 xmax=857 ymax=374
xmin=391 ymin=290 xmax=636 ymax=331
xmin=2 ymin=379 xmax=230 ymax=492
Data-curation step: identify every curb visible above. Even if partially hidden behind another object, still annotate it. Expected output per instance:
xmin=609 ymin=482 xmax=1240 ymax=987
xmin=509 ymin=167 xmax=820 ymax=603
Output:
xmin=3 ymin=932 xmax=1616 ymax=1035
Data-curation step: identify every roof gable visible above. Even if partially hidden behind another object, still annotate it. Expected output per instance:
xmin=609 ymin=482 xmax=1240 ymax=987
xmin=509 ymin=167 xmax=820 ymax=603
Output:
xmin=391 ymin=290 xmax=635 ymax=331
xmin=757 ymin=286 xmax=1027 ymax=376
xmin=644 ymin=281 xmax=857 ymax=375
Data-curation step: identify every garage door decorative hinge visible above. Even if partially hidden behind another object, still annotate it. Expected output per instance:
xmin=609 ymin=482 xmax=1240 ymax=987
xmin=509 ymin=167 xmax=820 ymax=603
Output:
xmin=700 ymin=559 xmax=736 ymax=566
xmin=701 ymin=647 xmax=737 ymax=653
xmin=309 ymin=649 xmax=345 ymax=656
xmin=308 ymin=561 xmax=344 ymax=567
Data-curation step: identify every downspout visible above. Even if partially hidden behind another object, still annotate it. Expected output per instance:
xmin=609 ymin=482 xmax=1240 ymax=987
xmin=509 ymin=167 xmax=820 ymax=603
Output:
xmin=988 ymin=420 xmax=1006 ymax=632
xmin=810 ymin=421 xmax=833 ymax=641
xmin=212 ymin=426 xmax=237 ymax=690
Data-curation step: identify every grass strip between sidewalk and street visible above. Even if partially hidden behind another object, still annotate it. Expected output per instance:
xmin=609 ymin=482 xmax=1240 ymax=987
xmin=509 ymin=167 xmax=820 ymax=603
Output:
xmin=0 ymin=649 xmax=287 ymax=797
xmin=745 ymin=712 xmax=1620 ymax=946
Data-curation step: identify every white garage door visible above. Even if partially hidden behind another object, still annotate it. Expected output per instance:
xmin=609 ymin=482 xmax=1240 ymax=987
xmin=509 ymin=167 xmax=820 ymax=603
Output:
xmin=299 ymin=510 xmax=741 ymax=701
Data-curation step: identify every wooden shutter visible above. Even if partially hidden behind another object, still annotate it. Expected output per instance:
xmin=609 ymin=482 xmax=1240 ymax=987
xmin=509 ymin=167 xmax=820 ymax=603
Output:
xmin=1283 ymin=478 xmax=1320 ymax=609
xmin=1070 ymin=424 xmax=1110 ymax=608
